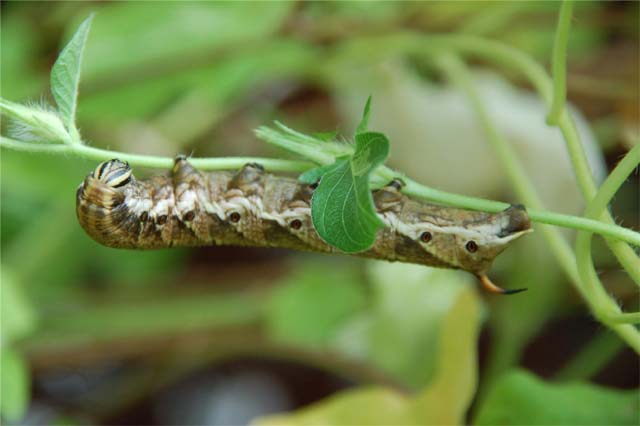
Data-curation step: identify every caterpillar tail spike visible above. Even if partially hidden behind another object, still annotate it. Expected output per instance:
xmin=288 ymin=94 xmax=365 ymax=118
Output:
xmin=478 ymin=274 xmax=527 ymax=295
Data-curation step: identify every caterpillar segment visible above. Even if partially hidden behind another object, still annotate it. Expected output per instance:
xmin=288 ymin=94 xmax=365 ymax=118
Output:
xmin=77 ymin=157 xmax=532 ymax=294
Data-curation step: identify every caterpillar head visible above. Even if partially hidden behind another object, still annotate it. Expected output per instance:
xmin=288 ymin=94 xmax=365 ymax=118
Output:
xmin=92 ymin=159 xmax=133 ymax=188
xmin=77 ymin=159 xmax=134 ymax=212
xmin=409 ymin=203 xmax=532 ymax=294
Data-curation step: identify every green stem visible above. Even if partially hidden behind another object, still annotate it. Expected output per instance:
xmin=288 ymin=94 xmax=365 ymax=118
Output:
xmin=435 ymin=52 xmax=583 ymax=285
xmin=575 ymin=145 xmax=640 ymax=318
xmin=544 ymin=1 xmax=640 ymax=285
xmin=3 ymin=132 xmax=639 ymax=250
xmin=574 ymin=146 xmax=640 ymax=350
xmin=257 ymin=128 xmax=640 ymax=247
xmin=0 ymin=136 xmax=312 ymax=173
xmin=383 ymin=167 xmax=640 ymax=247
xmin=21 ymin=291 xmax=265 ymax=348
xmin=547 ymin=0 xmax=573 ymax=125
xmin=437 ymin=53 xmax=639 ymax=352
xmin=333 ymin=32 xmax=640 ymax=285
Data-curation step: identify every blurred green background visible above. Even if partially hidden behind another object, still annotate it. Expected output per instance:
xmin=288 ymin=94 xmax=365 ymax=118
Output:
xmin=1 ymin=1 xmax=638 ymax=425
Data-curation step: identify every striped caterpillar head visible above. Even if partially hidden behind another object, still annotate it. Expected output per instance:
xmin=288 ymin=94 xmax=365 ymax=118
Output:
xmin=93 ymin=159 xmax=133 ymax=188
xmin=76 ymin=160 xmax=138 ymax=247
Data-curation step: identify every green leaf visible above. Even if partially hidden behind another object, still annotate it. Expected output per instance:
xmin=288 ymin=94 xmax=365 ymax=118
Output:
xmin=298 ymin=164 xmax=336 ymax=184
xmin=356 ymin=96 xmax=372 ymax=135
xmin=254 ymin=285 xmax=482 ymax=425
xmin=413 ymin=286 xmax=481 ymax=424
xmin=1 ymin=268 xmax=37 ymax=345
xmin=74 ymin=3 xmax=293 ymax=82
xmin=265 ymin=262 xmax=365 ymax=347
xmin=312 ymin=130 xmax=339 ymax=142
xmin=0 ymin=347 xmax=31 ymax=423
xmin=50 ymin=14 xmax=93 ymax=133
xmin=256 ymin=388 xmax=414 ymax=426
xmin=310 ymin=132 xmax=389 ymax=253
xmin=475 ymin=369 xmax=639 ymax=425
xmin=336 ymin=263 xmax=475 ymax=388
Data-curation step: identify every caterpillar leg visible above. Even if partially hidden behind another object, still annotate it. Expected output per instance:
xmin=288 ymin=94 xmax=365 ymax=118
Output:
xmin=478 ymin=274 xmax=527 ymax=295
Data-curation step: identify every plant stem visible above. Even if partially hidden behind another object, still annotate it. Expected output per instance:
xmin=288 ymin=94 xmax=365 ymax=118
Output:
xmin=21 ymin=291 xmax=265 ymax=347
xmin=575 ymin=145 xmax=640 ymax=315
xmin=544 ymin=1 xmax=640 ymax=285
xmin=0 ymin=136 xmax=312 ymax=173
xmin=437 ymin=53 xmax=639 ymax=352
xmin=333 ymin=32 xmax=640 ymax=284
xmin=435 ymin=52 xmax=583 ymax=283
xmin=256 ymin=128 xmax=640 ymax=247
xmin=574 ymin=145 xmax=640 ymax=350
xmin=547 ymin=0 xmax=573 ymax=125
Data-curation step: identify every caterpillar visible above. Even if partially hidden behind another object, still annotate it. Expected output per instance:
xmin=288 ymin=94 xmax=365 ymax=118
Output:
xmin=76 ymin=157 xmax=532 ymax=294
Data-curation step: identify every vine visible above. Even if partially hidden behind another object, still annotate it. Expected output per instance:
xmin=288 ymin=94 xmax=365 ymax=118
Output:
xmin=1 ymin=3 xmax=638 ymax=353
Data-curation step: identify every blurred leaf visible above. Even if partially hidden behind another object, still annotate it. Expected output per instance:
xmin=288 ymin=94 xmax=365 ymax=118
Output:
xmin=265 ymin=263 xmax=366 ymax=347
xmin=475 ymin=369 xmax=639 ymax=425
xmin=73 ymin=2 xmax=294 ymax=81
xmin=32 ymin=292 xmax=263 ymax=345
xmin=255 ymin=284 xmax=482 ymax=425
xmin=0 ymin=347 xmax=31 ymax=423
xmin=51 ymin=14 xmax=93 ymax=132
xmin=255 ymin=388 xmax=414 ymax=426
xmin=0 ymin=268 xmax=37 ymax=345
xmin=77 ymin=40 xmax=315 ymax=123
xmin=335 ymin=263 xmax=476 ymax=388
xmin=311 ymin=132 xmax=389 ymax=253
xmin=356 ymin=96 xmax=372 ymax=135
xmin=0 ymin=14 xmax=46 ymax=101
xmin=483 ymin=237 xmax=566 ymax=387
xmin=412 ymin=287 xmax=480 ymax=424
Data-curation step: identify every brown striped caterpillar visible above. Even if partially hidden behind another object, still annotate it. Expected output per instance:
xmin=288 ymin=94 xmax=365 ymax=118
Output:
xmin=76 ymin=157 xmax=532 ymax=294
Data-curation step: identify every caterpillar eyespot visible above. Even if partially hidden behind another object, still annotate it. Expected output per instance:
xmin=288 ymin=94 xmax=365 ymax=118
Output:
xmin=420 ymin=231 xmax=432 ymax=243
xmin=76 ymin=157 xmax=533 ymax=295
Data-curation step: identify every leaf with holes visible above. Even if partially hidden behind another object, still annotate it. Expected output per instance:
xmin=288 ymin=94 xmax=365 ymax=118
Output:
xmin=311 ymin=131 xmax=389 ymax=253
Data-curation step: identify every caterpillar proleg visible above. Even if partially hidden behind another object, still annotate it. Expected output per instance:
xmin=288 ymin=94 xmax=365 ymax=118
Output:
xmin=76 ymin=157 xmax=532 ymax=294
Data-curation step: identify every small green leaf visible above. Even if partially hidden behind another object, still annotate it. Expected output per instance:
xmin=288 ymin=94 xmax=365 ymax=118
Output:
xmin=50 ymin=14 xmax=93 ymax=134
xmin=475 ymin=369 xmax=639 ymax=425
xmin=356 ymin=96 xmax=372 ymax=135
xmin=312 ymin=130 xmax=339 ymax=142
xmin=298 ymin=164 xmax=337 ymax=184
xmin=0 ymin=347 xmax=31 ymax=423
xmin=311 ymin=131 xmax=389 ymax=253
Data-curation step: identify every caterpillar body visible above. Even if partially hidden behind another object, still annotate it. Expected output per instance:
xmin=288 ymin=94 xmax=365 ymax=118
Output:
xmin=76 ymin=157 xmax=532 ymax=294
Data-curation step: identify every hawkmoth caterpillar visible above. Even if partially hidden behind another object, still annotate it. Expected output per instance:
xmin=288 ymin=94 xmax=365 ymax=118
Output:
xmin=76 ymin=157 xmax=532 ymax=294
